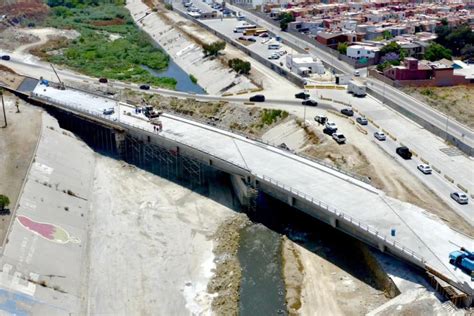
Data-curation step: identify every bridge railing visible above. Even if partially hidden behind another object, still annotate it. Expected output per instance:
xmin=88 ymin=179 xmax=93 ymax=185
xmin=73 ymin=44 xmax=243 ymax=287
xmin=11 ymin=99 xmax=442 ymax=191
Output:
xmin=164 ymin=111 xmax=370 ymax=184
xmin=256 ymin=174 xmax=426 ymax=265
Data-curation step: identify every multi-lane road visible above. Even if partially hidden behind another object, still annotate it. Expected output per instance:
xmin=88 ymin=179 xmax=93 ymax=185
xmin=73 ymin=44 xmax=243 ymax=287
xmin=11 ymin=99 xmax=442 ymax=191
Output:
xmin=223 ymin=3 xmax=474 ymax=154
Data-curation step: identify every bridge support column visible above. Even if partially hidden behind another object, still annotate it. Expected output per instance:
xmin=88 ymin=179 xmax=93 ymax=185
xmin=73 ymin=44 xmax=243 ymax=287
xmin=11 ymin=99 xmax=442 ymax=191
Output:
xmin=115 ymin=131 xmax=126 ymax=157
xmin=231 ymin=175 xmax=258 ymax=213
xmin=329 ymin=217 xmax=338 ymax=228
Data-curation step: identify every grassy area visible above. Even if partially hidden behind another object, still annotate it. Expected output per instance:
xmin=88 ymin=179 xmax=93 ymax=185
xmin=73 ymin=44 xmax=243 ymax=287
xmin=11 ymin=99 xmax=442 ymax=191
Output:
xmin=39 ymin=1 xmax=176 ymax=89
xmin=260 ymin=109 xmax=289 ymax=126
xmin=404 ymin=85 xmax=474 ymax=129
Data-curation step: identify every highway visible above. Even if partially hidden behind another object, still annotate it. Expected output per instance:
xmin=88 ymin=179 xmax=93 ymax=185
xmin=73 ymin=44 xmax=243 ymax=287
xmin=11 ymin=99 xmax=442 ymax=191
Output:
xmin=223 ymin=3 xmax=474 ymax=153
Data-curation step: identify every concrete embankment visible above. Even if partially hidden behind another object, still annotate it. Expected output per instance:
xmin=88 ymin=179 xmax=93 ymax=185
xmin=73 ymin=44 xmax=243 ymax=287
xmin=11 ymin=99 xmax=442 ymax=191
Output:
xmin=0 ymin=110 xmax=96 ymax=314
xmin=126 ymin=0 xmax=258 ymax=95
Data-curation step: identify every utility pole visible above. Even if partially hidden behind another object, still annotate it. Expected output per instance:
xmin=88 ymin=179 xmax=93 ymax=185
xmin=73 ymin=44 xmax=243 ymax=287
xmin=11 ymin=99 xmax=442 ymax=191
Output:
xmin=1 ymin=91 xmax=7 ymax=128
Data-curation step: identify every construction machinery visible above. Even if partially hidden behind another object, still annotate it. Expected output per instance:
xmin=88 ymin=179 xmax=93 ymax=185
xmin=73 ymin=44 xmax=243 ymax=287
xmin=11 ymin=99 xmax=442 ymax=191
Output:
xmin=449 ymin=247 xmax=474 ymax=276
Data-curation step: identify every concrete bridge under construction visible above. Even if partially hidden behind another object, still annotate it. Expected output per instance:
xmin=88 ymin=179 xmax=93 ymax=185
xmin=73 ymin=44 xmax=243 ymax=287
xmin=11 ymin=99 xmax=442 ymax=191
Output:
xmin=2 ymin=76 xmax=473 ymax=306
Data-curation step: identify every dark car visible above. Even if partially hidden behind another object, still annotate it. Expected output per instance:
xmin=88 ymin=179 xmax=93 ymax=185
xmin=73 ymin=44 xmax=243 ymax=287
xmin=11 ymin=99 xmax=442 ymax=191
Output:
xmin=140 ymin=84 xmax=150 ymax=90
xmin=99 ymin=77 xmax=108 ymax=83
xmin=295 ymin=92 xmax=310 ymax=100
xmin=247 ymin=38 xmax=256 ymax=42
xmin=356 ymin=116 xmax=368 ymax=125
xmin=341 ymin=108 xmax=354 ymax=117
xmin=1 ymin=55 xmax=10 ymax=61
xmin=396 ymin=146 xmax=412 ymax=160
xmin=249 ymin=94 xmax=265 ymax=102
xmin=302 ymin=99 xmax=318 ymax=106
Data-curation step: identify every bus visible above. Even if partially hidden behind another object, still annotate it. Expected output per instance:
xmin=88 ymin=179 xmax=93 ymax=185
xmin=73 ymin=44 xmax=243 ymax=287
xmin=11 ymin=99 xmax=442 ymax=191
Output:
xmin=233 ymin=22 xmax=257 ymax=33
xmin=243 ymin=28 xmax=267 ymax=36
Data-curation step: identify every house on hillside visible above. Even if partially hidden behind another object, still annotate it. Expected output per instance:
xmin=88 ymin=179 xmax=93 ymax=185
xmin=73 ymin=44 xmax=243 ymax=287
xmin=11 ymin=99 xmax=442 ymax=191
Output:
xmin=383 ymin=57 xmax=472 ymax=86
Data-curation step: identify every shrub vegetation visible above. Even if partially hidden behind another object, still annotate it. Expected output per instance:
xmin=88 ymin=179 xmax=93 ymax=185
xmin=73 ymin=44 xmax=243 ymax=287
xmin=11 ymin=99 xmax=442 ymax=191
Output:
xmin=42 ymin=0 xmax=176 ymax=89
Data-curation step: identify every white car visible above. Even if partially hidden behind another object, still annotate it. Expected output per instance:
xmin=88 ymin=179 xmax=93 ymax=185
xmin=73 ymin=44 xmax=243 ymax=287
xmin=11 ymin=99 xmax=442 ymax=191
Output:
xmin=450 ymin=192 xmax=469 ymax=205
xmin=354 ymin=70 xmax=360 ymax=77
xmin=332 ymin=132 xmax=346 ymax=144
xmin=417 ymin=164 xmax=432 ymax=174
xmin=374 ymin=131 xmax=386 ymax=141
xmin=268 ymin=53 xmax=279 ymax=60
xmin=325 ymin=121 xmax=337 ymax=131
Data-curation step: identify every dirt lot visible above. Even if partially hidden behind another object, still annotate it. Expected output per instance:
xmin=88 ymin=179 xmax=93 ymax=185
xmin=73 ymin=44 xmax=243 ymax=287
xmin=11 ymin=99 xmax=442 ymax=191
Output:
xmin=404 ymin=85 xmax=474 ymax=129
xmin=0 ymin=92 xmax=42 ymax=244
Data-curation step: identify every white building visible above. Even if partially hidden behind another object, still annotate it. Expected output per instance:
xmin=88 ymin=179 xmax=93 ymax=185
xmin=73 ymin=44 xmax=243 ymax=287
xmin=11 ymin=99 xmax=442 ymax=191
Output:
xmin=346 ymin=45 xmax=380 ymax=60
xmin=285 ymin=54 xmax=325 ymax=76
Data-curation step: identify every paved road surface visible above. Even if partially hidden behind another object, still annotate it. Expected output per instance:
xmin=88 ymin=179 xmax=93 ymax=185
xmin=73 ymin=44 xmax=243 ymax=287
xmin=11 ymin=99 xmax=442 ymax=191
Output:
xmin=223 ymin=4 xmax=474 ymax=152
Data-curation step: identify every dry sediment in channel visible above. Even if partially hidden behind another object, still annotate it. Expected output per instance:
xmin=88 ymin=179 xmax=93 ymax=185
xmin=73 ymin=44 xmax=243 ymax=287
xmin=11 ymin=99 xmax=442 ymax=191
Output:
xmin=208 ymin=213 xmax=250 ymax=315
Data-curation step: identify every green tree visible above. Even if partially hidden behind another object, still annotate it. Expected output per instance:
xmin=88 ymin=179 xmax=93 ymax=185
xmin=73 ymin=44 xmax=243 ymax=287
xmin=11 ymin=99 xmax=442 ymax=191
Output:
xmin=337 ymin=42 xmax=348 ymax=55
xmin=228 ymin=58 xmax=251 ymax=74
xmin=380 ymin=41 xmax=401 ymax=55
xmin=424 ymin=43 xmax=452 ymax=61
xmin=461 ymin=44 xmax=474 ymax=60
xmin=435 ymin=23 xmax=474 ymax=56
xmin=278 ymin=12 xmax=294 ymax=31
xmin=382 ymin=30 xmax=393 ymax=40
xmin=202 ymin=41 xmax=226 ymax=57
xmin=0 ymin=195 xmax=10 ymax=211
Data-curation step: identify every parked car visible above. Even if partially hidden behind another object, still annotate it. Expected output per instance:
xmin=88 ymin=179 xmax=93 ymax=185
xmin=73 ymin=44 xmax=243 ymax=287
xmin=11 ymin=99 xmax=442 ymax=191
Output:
xmin=353 ymin=70 xmax=360 ymax=77
xmin=325 ymin=121 xmax=337 ymax=131
xmin=99 ymin=77 xmax=108 ymax=83
xmin=259 ymin=33 xmax=269 ymax=38
xmin=302 ymin=99 xmax=318 ymax=106
xmin=238 ymin=36 xmax=246 ymax=41
xmin=332 ymin=132 xmax=346 ymax=144
xmin=314 ymin=115 xmax=327 ymax=125
xmin=450 ymin=192 xmax=469 ymax=205
xmin=396 ymin=146 xmax=412 ymax=159
xmin=341 ymin=108 xmax=354 ymax=117
xmin=140 ymin=84 xmax=150 ymax=90
xmin=356 ymin=116 xmax=368 ymax=125
xmin=268 ymin=53 xmax=279 ymax=60
xmin=295 ymin=91 xmax=310 ymax=100
xmin=249 ymin=94 xmax=265 ymax=102
xmin=247 ymin=37 xmax=256 ymax=42
xmin=374 ymin=131 xmax=386 ymax=141
xmin=1 ymin=55 xmax=10 ymax=61
xmin=417 ymin=164 xmax=432 ymax=174
xmin=103 ymin=108 xmax=115 ymax=115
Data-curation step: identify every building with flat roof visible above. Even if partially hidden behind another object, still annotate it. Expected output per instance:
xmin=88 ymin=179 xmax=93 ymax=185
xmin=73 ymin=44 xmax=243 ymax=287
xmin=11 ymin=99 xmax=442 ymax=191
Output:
xmin=285 ymin=53 xmax=325 ymax=76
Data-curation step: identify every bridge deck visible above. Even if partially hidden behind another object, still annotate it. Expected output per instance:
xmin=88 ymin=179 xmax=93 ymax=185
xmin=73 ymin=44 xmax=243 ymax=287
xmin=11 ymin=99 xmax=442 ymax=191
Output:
xmin=31 ymin=83 xmax=473 ymax=297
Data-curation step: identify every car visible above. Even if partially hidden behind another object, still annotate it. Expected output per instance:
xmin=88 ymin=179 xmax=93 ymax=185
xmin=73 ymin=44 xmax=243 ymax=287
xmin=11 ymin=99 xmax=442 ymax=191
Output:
xmin=302 ymin=99 xmax=318 ymax=106
xmin=354 ymin=70 xmax=360 ymax=77
xmin=314 ymin=115 xmax=327 ymax=125
xmin=417 ymin=164 xmax=432 ymax=174
xmin=249 ymin=94 xmax=265 ymax=102
xmin=247 ymin=38 xmax=256 ymax=42
xmin=396 ymin=146 xmax=412 ymax=159
xmin=103 ymin=108 xmax=115 ymax=115
xmin=1 ymin=55 xmax=10 ymax=61
xmin=356 ymin=116 xmax=368 ymax=125
xmin=295 ymin=91 xmax=310 ymax=100
xmin=99 ymin=77 xmax=108 ymax=83
xmin=268 ymin=53 xmax=279 ymax=60
xmin=450 ymin=192 xmax=469 ymax=205
xmin=238 ymin=36 xmax=246 ymax=41
xmin=325 ymin=121 xmax=337 ymax=131
xmin=140 ymin=84 xmax=150 ymax=90
xmin=259 ymin=33 xmax=269 ymax=38
xmin=332 ymin=132 xmax=346 ymax=144
xmin=374 ymin=131 xmax=386 ymax=141
xmin=340 ymin=108 xmax=354 ymax=117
